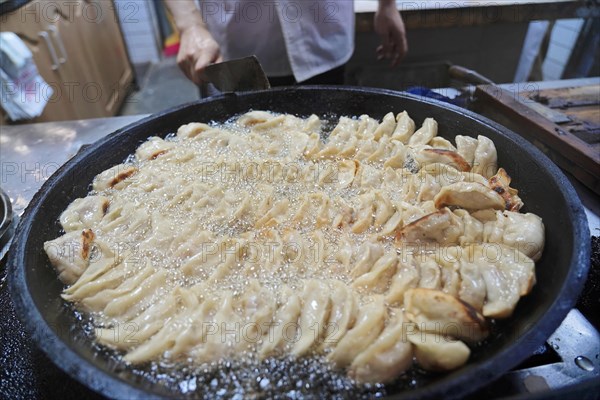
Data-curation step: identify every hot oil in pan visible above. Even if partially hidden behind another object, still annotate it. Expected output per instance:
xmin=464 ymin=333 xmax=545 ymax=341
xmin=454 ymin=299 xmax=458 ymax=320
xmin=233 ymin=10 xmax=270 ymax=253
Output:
xmin=56 ymin=112 xmax=503 ymax=398
xmin=63 ymin=269 xmax=440 ymax=397
xmin=211 ymin=111 xmax=341 ymax=139
xmin=133 ymin=357 xmax=390 ymax=399
xmin=65 ymin=301 xmax=457 ymax=398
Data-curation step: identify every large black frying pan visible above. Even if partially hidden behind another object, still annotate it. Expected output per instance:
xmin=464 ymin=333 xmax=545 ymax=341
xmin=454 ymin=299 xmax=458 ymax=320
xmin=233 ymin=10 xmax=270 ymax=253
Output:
xmin=7 ymin=87 xmax=590 ymax=399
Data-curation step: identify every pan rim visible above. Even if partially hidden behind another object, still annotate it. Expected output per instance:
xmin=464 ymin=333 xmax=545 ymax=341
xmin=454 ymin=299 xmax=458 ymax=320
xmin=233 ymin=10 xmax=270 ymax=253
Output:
xmin=6 ymin=86 xmax=591 ymax=400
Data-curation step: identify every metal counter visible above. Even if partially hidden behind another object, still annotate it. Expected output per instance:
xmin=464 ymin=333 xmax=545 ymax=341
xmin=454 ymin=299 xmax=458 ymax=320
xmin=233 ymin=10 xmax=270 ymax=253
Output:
xmin=0 ymin=114 xmax=148 ymax=215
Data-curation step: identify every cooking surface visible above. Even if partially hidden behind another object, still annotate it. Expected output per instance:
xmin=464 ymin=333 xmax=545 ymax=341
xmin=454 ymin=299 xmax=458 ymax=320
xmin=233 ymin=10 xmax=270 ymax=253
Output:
xmin=1 ymin=101 xmax=598 ymax=399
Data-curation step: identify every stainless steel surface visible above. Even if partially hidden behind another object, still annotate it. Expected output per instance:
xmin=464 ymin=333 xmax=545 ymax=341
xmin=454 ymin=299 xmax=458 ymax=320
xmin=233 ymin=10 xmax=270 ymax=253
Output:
xmin=501 ymin=309 xmax=600 ymax=395
xmin=0 ymin=188 xmax=13 ymax=264
xmin=0 ymin=114 xmax=149 ymax=215
xmin=0 ymin=188 xmax=12 ymax=240
xmin=0 ymin=214 xmax=16 ymax=269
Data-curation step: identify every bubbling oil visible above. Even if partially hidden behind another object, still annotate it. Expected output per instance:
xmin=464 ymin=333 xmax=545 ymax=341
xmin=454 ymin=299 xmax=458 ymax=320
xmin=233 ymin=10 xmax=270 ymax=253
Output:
xmin=61 ymin=111 xmax=456 ymax=397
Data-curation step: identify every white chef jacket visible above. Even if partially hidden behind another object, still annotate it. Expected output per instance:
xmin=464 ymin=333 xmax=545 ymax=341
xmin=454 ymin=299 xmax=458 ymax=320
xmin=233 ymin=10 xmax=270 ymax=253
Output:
xmin=196 ymin=0 xmax=355 ymax=82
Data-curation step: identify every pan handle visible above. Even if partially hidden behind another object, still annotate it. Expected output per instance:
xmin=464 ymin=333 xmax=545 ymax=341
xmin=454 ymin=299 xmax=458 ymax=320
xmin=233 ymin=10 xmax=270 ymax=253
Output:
xmin=449 ymin=65 xmax=494 ymax=85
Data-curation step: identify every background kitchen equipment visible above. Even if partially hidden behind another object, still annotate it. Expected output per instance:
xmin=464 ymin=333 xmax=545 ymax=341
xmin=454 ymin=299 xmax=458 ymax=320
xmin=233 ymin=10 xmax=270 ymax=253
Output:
xmin=474 ymin=80 xmax=600 ymax=195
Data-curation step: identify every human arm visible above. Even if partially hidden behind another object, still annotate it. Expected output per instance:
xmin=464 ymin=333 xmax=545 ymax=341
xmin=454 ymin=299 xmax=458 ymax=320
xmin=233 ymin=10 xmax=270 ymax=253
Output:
xmin=374 ymin=0 xmax=408 ymax=66
xmin=164 ymin=0 xmax=222 ymax=84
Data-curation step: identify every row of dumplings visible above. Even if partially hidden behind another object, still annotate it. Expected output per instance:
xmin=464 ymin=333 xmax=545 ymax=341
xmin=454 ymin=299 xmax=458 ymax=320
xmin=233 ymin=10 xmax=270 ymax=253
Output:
xmin=90 ymin=277 xmax=485 ymax=383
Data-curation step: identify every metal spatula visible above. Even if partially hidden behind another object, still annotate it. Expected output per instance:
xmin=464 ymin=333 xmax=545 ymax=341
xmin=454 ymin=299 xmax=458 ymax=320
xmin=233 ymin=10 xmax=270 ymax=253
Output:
xmin=199 ymin=55 xmax=270 ymax=97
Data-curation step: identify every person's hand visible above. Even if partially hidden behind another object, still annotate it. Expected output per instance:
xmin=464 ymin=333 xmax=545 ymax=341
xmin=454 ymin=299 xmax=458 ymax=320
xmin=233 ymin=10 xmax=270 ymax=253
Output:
xmin=177 ymin=25 xmax=222 ymax=85
xmin=374 ymin=1 xmax=408 ymax=66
